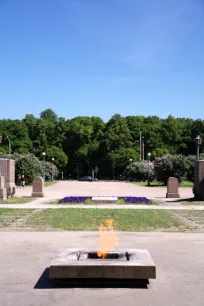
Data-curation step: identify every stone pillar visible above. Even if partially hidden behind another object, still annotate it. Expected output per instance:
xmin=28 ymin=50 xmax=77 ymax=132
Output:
xmin=0 ymin=176 xmax=7 ymax=200
xmin=32 ymin=176 xmax=44 ymax=197
xmin=193 ymin=160 xmax=204 ymax=200
xmin=0 ymin=159 xmax=16 ymax=197
xmin=166 ymin=177 xmax=180 ymax=198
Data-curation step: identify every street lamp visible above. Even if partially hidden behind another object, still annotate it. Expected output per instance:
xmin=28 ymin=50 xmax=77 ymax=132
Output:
xmin=42 ymin=152 xmax=46 ymax=181
xmin=130 ymin=158 xmax=133 ymax=165
xmin=147 ymin=152 xmax=151 ymax=186
xmin=195 ymin=135 xmax=201 ymax=161
xmin=51 ymin=157 xmax=55 ymax=182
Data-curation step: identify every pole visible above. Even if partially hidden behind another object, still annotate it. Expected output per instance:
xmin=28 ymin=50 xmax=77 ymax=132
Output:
xmin=6 ymin=136 xmax=11 ymax=155
xmin=196 ymin=145 xmax=200 ymax=161
xmin=148 ymin=155 xmax=150 ymax=186
xmin=142 ymin=137 xmax=144 ymax=161
xmin=43 ymin=155 xmax=46 ymax=181
xmin=139 ymin=131 xmax=142 ymax=161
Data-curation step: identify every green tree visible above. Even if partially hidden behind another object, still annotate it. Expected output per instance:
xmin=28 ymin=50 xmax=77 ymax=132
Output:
xmin=46 ymin=146 xmax=68 ymax=169
xmin=40 ymin=109 xmax=58 ymax=121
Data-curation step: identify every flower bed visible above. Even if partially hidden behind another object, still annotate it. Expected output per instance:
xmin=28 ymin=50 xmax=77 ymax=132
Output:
xmin=118 ymin=197 xmax=151 ymax=204
xmin=58 ymin=196 xmax=151 ymax=204
xmin=59 ymin=196 xmax=92 ymax=203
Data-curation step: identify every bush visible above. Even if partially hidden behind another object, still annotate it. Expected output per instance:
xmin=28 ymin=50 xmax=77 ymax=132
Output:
xmin=43 ymin=161 xmax=58 ymax=180
xmin=123 ymin=161 xmax=154 ymax=181
xmin=185 ymin=155 xmax=196 ymax=182
xmin=154 ymin=154 xmax=187 ymax=185
xmin=16 ymin=155 xmax=42 ymax=185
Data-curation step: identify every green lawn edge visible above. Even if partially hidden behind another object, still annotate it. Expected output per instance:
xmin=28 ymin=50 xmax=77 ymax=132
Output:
xmin=0 ymin=197 xmax=35 ymax=204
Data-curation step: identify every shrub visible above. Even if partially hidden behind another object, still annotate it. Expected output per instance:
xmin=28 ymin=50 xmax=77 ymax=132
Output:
xmin=123 ymin=161 xmax=154 ymax=181
xmin=15 ymin=155 xmax=42 ymax=185
xmin=43 ymin=161 xmax=58 ymax=180
xmin=154 ymin=154 xmax=186 ymax=185
xmin=185 ymin=155 xmax=196 ymax=182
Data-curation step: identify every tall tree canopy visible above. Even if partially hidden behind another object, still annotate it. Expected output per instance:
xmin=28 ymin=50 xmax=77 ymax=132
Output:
xmin=0 ymin=110 xmax=203 ymax=178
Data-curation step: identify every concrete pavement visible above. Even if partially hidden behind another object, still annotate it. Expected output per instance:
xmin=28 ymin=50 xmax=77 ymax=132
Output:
xmin=0 ymin=232 xmax=204 ymax=306
xmin=15 ymin=180 xmax=194 ymax=200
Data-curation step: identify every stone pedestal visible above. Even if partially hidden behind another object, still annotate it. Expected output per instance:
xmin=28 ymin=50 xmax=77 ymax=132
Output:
xmin=0 ymin=176 xmax=7 ymax=200
xmin=193 ymin=160 xmax=204 ymax=200
xmin=50 ymin=248 xmax=156 ymax=280
xmin=0 ymin=159 xmax=16 ymax=197
xmin=32 ymin=176 xmax=44 ymax=197
xmin=166 ymin=177 xmax=180 ymax=198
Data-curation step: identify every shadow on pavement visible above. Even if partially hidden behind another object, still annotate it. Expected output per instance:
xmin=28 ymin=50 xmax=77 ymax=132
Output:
xmin=34 ymin=268 xmax=149 ymax=289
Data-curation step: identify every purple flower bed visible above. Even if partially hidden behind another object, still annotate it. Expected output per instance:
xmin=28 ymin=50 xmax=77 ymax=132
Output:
xmin=59 ymin=196 xmax=91 ymax=203
xmin=58 ymin=196 xmax=151 ymax=204
xmin=119 ymin=197 xmax=151 ymax=204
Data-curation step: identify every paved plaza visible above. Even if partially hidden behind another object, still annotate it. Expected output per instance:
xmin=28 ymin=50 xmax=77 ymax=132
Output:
xmin=0 ymin=232 xmax=204 ymax=306
xmin=15 ymin=180 xmax=193 ymax=200
xmin=1 ymin=181 xmax=203 ymax=306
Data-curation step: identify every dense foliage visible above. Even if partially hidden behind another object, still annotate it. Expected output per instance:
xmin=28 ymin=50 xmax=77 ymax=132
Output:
xmin=123 ymin=161 xmax=154 ymax=181
xmin=15 ymin=155 xmax=42 ymax=184
xmin=0 ymin=109 xmax=204 ymax=178
xmin=154 ymin=155 xmax=187 ymax=184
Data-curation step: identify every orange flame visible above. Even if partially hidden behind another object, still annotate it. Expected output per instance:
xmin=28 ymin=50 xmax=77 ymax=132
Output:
xmin=97 ymin=219 xmax=119 ymax=259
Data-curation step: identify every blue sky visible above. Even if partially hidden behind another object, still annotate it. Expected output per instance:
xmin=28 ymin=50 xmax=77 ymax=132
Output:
xmin=0 ymin=0 xmax=204 ymax=121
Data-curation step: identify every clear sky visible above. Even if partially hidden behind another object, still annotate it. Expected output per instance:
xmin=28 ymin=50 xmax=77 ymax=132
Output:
xmin=0 ymin=0 xmax=204 ymax=121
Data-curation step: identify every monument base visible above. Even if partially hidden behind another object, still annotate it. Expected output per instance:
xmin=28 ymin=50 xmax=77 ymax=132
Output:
xmin=49 ymin=248 xmax=156 ymax=280
xmin=32 ymin=192 xmax=44 ymax=197
xmin=0 ymin=188 xmax=7 ymax=200
xmin=166 ymin=193 xmax=180 ymax=198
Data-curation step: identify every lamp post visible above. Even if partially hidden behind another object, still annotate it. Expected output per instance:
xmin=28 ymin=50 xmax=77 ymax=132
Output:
xmin=5 ymin=136 xmax=11 ymax=155
xmin=51 ymin=157 xmax=55 ymax=182
xmin=147 ymin=152 xmax=151 ymax=186
xmin=130 ymin=158 xmax=133 ymax=165
xmin=142 ymin=137 xmax=145 ymax=161
xmin=42 ymin=152 xmax=46 ymax=181
xmin=195 ymin=135 xmax=201 ymax=161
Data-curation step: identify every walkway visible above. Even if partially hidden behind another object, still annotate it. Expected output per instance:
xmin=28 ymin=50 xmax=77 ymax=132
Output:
xmin=0 ymin=180 xmax=200 ymax=209
xmin=15 ymin=180 xmax=194 ymax=199
xmin=0 ymin=232 xmax=204 ymax=306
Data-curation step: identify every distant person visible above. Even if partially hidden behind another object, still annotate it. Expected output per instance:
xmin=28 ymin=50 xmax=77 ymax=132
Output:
xmin=21 ymin=175 xmax=25 ymax=188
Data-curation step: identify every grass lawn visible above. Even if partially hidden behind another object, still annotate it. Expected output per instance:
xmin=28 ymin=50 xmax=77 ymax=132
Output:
xmin=132 ymin=181 xmax=193 ymax=188
xmin=44 ymin=181 xmax=56 ymax=187
xmin=174 ymin=198 xmax=204 ymax=205
xmin=0 ymin=197 xmax=34 ymax=204
xmin=0 ymin=208 xmax=193 ymax=231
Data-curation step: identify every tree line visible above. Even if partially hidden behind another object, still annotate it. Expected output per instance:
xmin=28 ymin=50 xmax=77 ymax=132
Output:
xmin=0 ymin=109 xmax=203 ymax=179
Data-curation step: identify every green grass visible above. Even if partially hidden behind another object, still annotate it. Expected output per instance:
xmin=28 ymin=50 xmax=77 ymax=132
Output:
xmin=0 ymin=197 xmax=34 ymax=204
xmin=0 ymin=208 xmax=200 ymax=231
xmin=132 ymin=180 xmax=193 ymax=188
xmin=179 ymin=181 xmax=194 ymax=187
xmin=25 ymin=208 xmax=185 ymax=231
xmin=44 ymin=181 xmax=56 ymax=187
xmin=174 ymin=198 xmax=204 ymax=205
xmin=0 ymin=209 xmax=35 ymax=227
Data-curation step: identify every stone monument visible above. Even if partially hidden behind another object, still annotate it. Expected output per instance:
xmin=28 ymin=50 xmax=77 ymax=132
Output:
xmin=166 ymin=177 xmax=180 ymax=198
xmin=193 ymin=160 xmax=204 ymax=200
xmin=0 ymin=176 xmax=7 ymax=200
xmin=0 ymin=159 xmax=16 ymax=197
xmin=32 ymin=176 xmax=44 ymax=197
